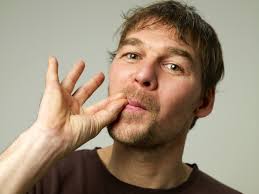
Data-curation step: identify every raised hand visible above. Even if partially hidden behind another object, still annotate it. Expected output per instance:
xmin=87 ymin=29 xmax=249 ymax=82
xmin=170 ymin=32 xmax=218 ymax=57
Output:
xmin=0 ymin=56 xmax=127 ymax=194
xmin=34 ymin=56 xmax=127 ymax=155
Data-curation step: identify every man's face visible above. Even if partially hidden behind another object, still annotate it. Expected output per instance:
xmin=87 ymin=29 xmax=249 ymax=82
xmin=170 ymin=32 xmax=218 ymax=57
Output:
xmin=108 ymin=25 xmax=204 ymax=148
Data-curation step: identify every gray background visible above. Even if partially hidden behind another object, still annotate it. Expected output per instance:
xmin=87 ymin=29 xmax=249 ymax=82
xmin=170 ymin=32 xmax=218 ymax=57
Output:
xmin=0 ymin=0 xmax=258 ymax=193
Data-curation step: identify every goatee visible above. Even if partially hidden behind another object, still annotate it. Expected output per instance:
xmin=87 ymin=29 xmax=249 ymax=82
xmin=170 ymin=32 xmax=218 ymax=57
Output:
xmin=107 ymin=85 xmax=160 ymax=148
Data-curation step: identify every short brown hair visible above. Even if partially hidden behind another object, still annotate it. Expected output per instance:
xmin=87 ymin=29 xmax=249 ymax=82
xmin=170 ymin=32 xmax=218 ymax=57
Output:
xmin=112 ymin=0 xmax=224 ymax=95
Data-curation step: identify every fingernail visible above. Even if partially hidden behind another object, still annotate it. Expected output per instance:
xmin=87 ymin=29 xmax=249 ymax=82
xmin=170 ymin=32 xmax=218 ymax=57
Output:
xmin=48 ymin=56 xmax=56 ymax=63
xmin=77 ymin=59 xmax=85 ymax=66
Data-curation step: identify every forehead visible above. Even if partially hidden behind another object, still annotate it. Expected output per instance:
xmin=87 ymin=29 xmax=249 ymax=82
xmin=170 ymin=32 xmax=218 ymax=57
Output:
xmin=127 ymin=25 xmax=184 ymax=46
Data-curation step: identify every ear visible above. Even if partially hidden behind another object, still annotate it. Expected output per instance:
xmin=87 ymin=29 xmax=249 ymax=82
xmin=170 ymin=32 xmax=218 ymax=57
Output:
xmin=195 ymin=87 xmax=215 ymax=118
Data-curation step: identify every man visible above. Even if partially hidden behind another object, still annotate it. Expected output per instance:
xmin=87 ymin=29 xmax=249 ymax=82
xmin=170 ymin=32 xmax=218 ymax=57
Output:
xmin=0 ymin=1 xmax=241 ymax=194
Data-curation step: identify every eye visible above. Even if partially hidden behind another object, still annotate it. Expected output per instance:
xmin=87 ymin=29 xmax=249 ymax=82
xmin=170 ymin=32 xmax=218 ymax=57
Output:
xmin=164 ymin=63 xmax=182 ymax=72
xmin=125 ymin=53 xmax=139 ymax=60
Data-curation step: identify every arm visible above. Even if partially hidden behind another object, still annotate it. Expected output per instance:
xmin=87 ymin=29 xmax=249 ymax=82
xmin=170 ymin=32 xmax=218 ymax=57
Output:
xmin=0 ymin=57 xmax=127 ymax=194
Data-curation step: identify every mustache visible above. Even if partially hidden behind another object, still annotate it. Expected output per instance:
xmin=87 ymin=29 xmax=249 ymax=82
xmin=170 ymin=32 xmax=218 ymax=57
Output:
xmin=120 ymin=85 xmax=160 ymax=113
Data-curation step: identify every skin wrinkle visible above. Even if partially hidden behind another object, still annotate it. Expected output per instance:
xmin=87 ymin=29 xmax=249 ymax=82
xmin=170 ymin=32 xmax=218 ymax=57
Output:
xmin=116 ymin=23 xmax=200 ymax=75
xmin=115 ymin=20 xmax=205 ymax=92
xmin=119 ymin=37 xmax=194 ymax=66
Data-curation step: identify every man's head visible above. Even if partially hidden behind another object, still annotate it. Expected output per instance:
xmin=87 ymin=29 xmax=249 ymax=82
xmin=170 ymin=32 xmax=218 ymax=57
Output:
xmin=107 ymin=0 xmax=224 ymax=148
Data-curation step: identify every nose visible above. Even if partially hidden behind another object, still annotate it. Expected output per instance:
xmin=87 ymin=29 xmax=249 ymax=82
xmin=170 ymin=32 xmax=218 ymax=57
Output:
xmin=134 ymin=62 xmax=158 ymax=90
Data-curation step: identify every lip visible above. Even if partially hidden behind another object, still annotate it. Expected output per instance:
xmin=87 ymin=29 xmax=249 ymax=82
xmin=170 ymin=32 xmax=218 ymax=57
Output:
xmin=125 ymin=99 xmax=147 ymax=111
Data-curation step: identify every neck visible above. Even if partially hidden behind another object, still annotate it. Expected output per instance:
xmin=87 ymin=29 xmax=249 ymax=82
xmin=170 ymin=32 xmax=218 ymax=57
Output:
xmin=98 ymin=130 xmax=192 ymax=189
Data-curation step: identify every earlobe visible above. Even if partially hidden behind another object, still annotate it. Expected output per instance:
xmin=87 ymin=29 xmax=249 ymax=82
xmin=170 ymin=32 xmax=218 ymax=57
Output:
xmin=195 ymin=87 xmax=215 ymax=118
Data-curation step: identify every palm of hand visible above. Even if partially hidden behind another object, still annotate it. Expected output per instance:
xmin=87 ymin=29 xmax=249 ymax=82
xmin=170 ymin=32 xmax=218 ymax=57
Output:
xmin=34 ymin=57 xmax=127 ymax=154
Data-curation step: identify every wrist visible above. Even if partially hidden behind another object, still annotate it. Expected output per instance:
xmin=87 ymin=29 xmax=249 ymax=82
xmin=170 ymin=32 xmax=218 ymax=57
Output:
xmin=27 ymin=122 xmax=67 ymax=159
xmin=0 ymin=124 xmax=67 ymax=194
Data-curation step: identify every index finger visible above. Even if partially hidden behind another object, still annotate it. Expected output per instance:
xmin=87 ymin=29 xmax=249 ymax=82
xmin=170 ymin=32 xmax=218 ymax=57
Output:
xmin=46 ymin=56 xmax=59 ymax=84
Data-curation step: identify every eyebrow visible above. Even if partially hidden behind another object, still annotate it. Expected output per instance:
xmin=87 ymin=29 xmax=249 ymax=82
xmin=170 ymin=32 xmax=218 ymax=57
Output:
xmin=167 ymin=47 xmax=194 ymax=64
xmin=118 ymin=38 xmax=144 ymax=49
xmin=118 ymin=37 xmax=194 ymax=64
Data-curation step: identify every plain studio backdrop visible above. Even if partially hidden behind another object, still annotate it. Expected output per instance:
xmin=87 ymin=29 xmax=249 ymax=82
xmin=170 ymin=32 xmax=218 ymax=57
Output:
xmin=0 ymin=0 xmax=258 ymax=193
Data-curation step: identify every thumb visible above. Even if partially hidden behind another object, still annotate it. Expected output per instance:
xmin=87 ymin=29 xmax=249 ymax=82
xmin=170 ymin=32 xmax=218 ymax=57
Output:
xmin=70 ymin=98 xmax=127 ymax=147
xmin=92 ymin=98 xmax=127 ymax=131
xmin=86 ymin=99 xmax=128 ymax=135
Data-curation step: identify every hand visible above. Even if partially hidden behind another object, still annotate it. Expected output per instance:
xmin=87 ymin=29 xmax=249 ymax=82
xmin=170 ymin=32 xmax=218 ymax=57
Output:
xmin=33 ymin=56 xmax=127 ymax=155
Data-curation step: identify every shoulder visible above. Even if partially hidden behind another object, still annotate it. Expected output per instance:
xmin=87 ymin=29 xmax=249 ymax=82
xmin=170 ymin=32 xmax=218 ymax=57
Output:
xmin=192 ymin=165 xmax=242 ymax=194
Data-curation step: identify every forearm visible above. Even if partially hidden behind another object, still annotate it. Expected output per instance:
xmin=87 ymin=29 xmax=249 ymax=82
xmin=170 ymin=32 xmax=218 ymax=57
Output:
xmin=0 ymin=57 xmax=126 ymax=194
xmin=0 ymin=126 xmax=65 ymax=194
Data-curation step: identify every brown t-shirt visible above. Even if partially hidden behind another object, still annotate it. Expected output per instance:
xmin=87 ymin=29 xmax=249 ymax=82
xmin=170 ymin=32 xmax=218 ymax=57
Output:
xmin=27 ymin=149 xmax=242 ymax=194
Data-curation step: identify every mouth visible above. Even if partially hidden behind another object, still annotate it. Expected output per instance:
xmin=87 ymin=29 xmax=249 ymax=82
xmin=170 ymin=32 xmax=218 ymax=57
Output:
xmin=125 ymin=99 xmax=147 ymax=111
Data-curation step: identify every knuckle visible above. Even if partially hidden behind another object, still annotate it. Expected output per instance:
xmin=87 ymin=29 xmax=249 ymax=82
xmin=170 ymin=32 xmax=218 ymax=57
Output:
xmin=67 ymin=75 xmax=77 ymax=85
xmin=88 ymin=116 xmax=100 ymax=137
xmin=91 ymin=77 xmax=100 ymax=88
xmin=81 ymin=87 xmax=91 ymax=98
xmin=46 ymin=81 xmax=60 ymax=91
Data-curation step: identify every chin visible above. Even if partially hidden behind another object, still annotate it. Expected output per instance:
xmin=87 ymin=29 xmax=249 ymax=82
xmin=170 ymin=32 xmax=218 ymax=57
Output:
xmin=107 ymin=118 xmax=164 ymax=149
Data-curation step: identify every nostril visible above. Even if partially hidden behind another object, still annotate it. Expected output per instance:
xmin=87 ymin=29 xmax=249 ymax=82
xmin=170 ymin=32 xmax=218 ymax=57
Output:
xmin=143 ymin=81 xmax=151 ymax=87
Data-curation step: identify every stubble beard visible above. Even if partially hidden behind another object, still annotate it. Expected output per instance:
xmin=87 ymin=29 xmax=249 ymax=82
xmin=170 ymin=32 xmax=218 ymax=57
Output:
xmin=107 ymin=85 xmax=162 ymax=149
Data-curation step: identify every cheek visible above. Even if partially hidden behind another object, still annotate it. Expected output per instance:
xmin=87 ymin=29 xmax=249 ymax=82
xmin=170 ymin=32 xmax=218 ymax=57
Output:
xmin=109 ymin=62 xmax=133 ymax=94
xmin=158 ymin=79 xmax=201 ymax=121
